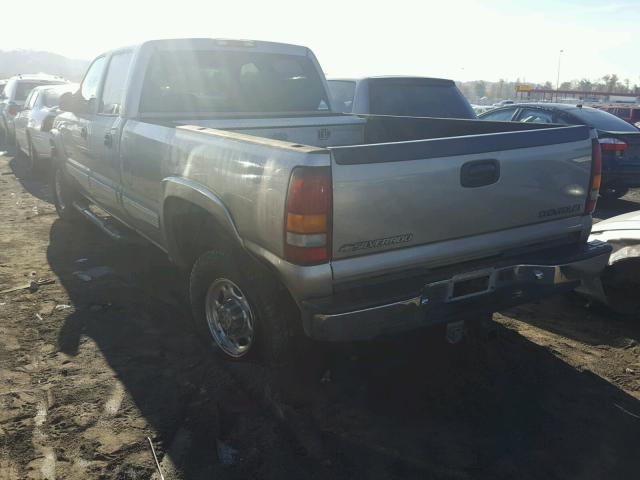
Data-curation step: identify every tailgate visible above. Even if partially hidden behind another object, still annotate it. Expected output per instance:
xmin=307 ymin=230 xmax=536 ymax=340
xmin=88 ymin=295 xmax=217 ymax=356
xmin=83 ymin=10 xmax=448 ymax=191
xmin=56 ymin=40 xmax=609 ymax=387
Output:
xmin=329 ymin=125 xmax=592 ymax=260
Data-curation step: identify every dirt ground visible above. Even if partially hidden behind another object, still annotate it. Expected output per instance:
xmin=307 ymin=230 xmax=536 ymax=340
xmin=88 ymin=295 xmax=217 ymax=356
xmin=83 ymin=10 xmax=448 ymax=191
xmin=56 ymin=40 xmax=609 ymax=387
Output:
xmin=1 ymin=151 xmax=640 ymax=480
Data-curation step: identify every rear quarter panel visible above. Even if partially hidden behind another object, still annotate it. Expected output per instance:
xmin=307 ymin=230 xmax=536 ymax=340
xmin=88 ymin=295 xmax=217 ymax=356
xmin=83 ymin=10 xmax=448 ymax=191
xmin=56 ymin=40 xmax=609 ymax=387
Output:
xmin=120 ymin=121 xmax=331 ymax=256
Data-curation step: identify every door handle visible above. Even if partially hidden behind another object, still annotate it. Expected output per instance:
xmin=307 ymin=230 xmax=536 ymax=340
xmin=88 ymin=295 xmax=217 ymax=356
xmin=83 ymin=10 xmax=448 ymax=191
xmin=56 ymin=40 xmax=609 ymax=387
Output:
xmin=80 ymin=127 xmax=88 ymax=139
xmin=104 ymin=132 xmax=113 ymax=148
xmin=460 ymin=160 xmax=500 ymax=188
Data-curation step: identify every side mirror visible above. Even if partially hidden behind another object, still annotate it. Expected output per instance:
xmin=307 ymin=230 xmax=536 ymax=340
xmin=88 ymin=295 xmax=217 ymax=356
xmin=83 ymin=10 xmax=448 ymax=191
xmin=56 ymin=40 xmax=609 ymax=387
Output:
xmin=58 ymin=92 xmax=76 ymax=112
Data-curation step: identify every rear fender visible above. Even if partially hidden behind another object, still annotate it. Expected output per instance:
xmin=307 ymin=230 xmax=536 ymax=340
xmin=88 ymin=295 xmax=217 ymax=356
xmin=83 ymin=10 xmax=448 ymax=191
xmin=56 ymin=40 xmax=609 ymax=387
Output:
xmin=161 ymin=177 xmax=243 ymax=266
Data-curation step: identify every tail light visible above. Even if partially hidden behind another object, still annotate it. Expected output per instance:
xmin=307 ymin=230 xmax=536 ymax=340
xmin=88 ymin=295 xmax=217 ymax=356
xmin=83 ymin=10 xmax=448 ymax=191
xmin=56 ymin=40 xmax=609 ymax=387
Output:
xmin=284 ymin=167 xmax=331 ymax=265
xmin=41 ymin=115 xmax=55 ymax=132
xmin=7 ymin=103 xmax=19 ymax=117
xmin=585 ymin=139 xmax=602 ymax=214
xmin=599 ymin=137 xmax=628 ymax=155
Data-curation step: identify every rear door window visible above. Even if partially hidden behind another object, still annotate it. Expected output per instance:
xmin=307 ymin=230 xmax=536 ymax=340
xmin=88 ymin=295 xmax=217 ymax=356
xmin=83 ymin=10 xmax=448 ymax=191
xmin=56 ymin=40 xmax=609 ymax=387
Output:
xmin=518 ymin=108 xmax=554 ymax=123
xmin=480 ymin=108 xmax=518 ymax=121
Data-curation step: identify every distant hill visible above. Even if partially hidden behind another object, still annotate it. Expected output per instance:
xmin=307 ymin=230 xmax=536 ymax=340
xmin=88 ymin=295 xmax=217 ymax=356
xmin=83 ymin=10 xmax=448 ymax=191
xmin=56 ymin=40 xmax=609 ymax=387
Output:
xmin=0 ymin=50 xmax=88 ymax=82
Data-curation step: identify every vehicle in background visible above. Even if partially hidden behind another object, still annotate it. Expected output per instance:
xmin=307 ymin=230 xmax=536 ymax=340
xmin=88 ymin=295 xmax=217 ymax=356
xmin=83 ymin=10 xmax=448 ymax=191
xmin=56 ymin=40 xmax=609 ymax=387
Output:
xmin=51 ymin=38 xmax=609 ymax=364
xmin=596 ymin=105 xmax=640 ymax=126
xmin=0 ymin=79 xmax=7 ymax=144
xmin=586 ymin=211 xmax=640 ymax=316
xmin=13 ymin=83 xmax=78 ymax=173
xmin=0 ymin=74 xmax=68 ymax=146
xmin=479 ymin=103 xmax=640 ymax=199
xmin=327 ymin=76 xmax=476 ymax=118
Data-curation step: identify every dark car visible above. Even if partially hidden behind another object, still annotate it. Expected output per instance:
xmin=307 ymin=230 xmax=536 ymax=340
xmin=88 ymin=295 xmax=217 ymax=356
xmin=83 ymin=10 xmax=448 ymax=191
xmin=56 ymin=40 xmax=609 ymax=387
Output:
xmin=480 ymin=103 xmax=640 ymax=198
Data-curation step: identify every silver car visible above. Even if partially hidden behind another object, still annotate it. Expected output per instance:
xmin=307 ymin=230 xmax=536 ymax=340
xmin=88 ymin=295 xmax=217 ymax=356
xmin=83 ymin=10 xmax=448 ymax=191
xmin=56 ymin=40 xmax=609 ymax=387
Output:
xmin=14 ymin=83 xmax=78 ymax=172
xmin=0 ymin=74 xmax=68 ymax=146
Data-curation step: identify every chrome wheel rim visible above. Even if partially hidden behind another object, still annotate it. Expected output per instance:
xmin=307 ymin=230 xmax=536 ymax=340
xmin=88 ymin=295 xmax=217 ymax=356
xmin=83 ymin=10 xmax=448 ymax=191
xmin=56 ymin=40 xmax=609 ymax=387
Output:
xmin=54 ymin=168 xmax=67 ymax=213
xmin=205 ymin=278 xmax=254 ymax=358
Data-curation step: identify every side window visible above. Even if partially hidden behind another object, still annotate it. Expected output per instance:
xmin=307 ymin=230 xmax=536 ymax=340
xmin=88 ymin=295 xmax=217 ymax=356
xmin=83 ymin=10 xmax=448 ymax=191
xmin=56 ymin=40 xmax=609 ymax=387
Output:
xmin=481 ymin=108 xmax=516 ymax=121
xmin=99 ymin=51 xmax=133 ymax=115
xmin=80 ymin=56 xmax=107 ymax=105
xmin=328 ymin=81 xmax=356 ymax=113
xmin=24 ymin=91 xmax=36 ymax=109
xmin=519 ymin=108 xmax=553 ymax=123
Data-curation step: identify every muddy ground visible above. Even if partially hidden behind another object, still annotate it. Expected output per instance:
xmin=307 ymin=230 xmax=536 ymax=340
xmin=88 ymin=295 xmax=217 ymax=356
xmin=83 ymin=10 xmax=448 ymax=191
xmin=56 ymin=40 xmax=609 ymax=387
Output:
xmin=1 ymin=151 xmax=639 ymax=480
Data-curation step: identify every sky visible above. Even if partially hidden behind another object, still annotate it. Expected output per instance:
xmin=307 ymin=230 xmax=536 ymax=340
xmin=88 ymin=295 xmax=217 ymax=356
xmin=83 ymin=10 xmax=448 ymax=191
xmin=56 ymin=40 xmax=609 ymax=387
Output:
xmin=1 ymin=0 xmax=639 ymax=84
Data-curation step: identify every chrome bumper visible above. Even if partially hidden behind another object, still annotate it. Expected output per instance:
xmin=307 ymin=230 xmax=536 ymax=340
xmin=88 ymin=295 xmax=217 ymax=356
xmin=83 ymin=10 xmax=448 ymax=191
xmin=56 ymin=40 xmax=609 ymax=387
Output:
xmin=303 ymin=240 xmax=611 ymax=341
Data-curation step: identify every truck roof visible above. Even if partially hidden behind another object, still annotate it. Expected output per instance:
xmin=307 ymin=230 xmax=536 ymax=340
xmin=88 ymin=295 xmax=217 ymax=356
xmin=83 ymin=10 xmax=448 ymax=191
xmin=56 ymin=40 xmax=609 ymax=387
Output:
xmin=102 ymin=38 xmax=311 ymax=57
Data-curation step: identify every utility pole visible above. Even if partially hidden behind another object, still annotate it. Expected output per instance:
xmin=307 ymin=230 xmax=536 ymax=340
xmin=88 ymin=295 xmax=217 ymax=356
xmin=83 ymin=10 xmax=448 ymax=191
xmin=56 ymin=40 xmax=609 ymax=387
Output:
xmin=556 ymin=49 xmax=564 ymax=102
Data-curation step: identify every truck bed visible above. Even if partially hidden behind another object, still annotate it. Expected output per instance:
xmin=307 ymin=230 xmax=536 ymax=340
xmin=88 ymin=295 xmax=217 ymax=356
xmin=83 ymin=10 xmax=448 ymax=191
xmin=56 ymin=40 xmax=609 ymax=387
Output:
xmin=170 ymin=114 xmax=593 ymax=266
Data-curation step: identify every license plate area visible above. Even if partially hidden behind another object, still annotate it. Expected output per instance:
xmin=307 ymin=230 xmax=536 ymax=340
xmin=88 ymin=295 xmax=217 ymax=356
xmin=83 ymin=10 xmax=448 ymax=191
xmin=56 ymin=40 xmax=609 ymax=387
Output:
xmin=447 ymin=269 xmax=494 ymax=302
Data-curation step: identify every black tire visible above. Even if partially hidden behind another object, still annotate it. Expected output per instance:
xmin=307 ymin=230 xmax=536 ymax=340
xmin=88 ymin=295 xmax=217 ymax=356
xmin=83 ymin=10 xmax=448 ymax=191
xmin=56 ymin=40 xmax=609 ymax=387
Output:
xmin=51 ymin=161 xmax=81 ymax=221
xmin=26 ymin=136 xmax=43 ymax=175
xmin=17 ymin=135 xmax=39 ymax=175
xmin=600 ymin=186 xmax=629 ymax=200
xmin=189 ymin=249 xmax=295 ymax=364
xmin=14 ymin=138 xmax=27 ymax=160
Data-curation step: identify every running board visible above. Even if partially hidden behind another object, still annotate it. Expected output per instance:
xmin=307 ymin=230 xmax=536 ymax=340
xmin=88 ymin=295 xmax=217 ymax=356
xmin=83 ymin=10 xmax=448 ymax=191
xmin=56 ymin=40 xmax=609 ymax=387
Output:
xmin=72 ymin=202 xmax=135 ymax=243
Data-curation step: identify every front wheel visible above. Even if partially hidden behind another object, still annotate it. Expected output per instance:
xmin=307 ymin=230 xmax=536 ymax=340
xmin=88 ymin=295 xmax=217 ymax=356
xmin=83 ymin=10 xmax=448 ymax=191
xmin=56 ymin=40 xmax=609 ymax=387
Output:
xmin=51 ymin=161 xmax=80 ymax=221
xmin=189 ymin=249 xmax=295 ymax=364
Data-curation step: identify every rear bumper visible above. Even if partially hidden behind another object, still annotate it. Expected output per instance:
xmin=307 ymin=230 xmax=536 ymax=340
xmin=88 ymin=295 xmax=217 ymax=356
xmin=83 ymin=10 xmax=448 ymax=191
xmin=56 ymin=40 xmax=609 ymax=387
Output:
xmin=603 ymin=165 xmax=640 ymax=187
xmin=301 ymin=240 xmax=611 ymax=341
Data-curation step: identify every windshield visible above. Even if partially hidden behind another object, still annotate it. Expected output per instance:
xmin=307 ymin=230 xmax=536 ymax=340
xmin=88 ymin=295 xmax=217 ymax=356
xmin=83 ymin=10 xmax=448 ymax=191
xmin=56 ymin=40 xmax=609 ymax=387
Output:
xmin=140 ymin=50 xmax=329 ymax=114
xmin=570 ymin=107 xmax=639 ymax=132
xmin=368 ymin=79 xmax=476 ymax=118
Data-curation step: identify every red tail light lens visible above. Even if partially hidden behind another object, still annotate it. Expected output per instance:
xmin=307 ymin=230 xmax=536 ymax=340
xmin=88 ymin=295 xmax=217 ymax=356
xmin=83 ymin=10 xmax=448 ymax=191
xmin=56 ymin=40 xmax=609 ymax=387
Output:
xmin=586 ymin=139 xmax=602 ymax=214
xmin=284 ymin=167 xmax=331 ymax=265
xmin=599 ymin=138 xmax=628 ymax=152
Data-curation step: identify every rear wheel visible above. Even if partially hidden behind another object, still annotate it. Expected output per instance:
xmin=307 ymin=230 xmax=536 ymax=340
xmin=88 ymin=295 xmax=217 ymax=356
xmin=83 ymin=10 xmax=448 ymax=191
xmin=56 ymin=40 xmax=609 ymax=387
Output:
xmin=600 ymin=186 xmax=629 ymax=200
xmin=189 ymin=249 xmax=295 ymax=364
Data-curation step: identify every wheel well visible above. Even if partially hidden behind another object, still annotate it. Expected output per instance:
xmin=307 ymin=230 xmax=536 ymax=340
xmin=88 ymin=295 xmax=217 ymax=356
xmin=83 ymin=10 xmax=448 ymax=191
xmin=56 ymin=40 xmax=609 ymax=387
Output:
xmin=164 ymin=197 xmax=236 ymax=269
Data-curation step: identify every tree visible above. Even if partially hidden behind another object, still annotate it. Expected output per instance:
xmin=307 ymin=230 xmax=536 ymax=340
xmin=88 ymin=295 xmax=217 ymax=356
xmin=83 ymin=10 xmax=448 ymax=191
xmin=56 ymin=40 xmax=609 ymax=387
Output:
xmin=578 ymin=79 xmax=592 ymax=91
xmin=603 ymin=74 xmax=618 ymax=92
xmin=560 ymin=81 xmax=572 ymax=90
xmin=474 ymin=80 xmax=486 ymax=99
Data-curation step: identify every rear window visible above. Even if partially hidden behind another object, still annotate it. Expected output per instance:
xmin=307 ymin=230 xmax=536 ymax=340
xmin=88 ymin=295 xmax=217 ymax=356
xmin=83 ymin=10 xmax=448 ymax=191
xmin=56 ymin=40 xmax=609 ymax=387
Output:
xmin=15 ymin=81 xmax=64 ymax=101
xmin=139 ymin=50 xmax=329 ymax=114
xmin=616 ymin=108 xmax=631 ymax=117
xmin=328 ymin=81 xmax=356 ymax=113
xmin=368 ymin=79 xmax=476 ymax=118
xmin=632 ymin=109 xmax=640 ymax=121
xmin=570 ymin=107 xmax=639 ymax=132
